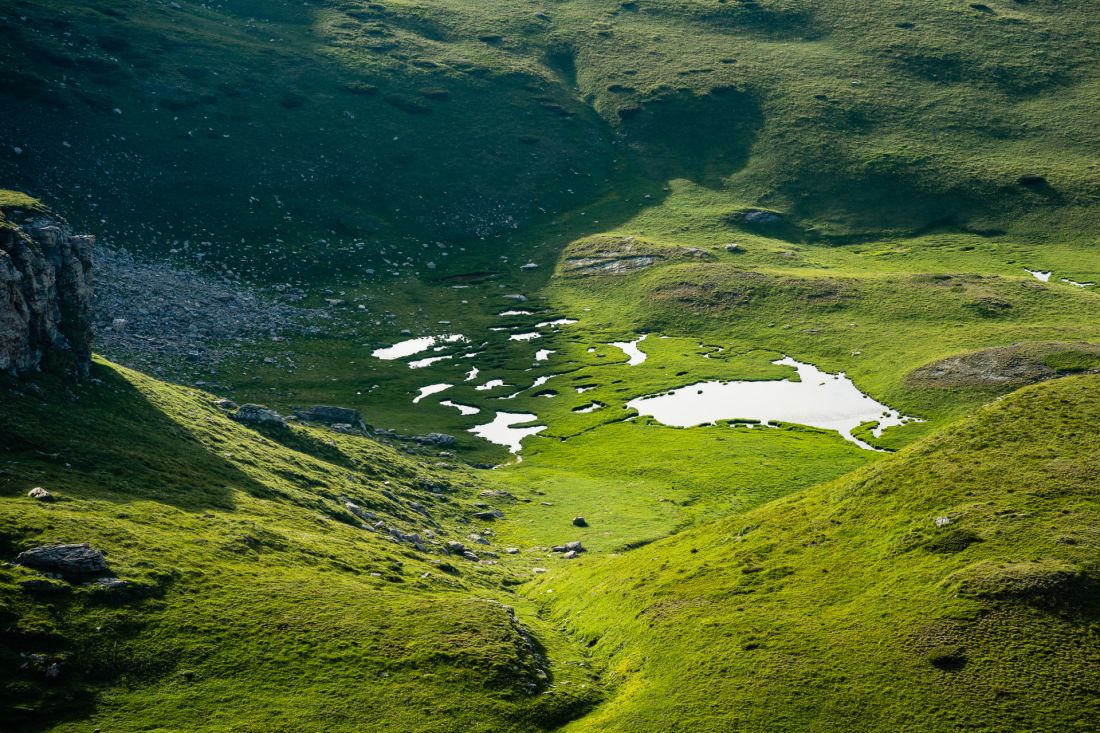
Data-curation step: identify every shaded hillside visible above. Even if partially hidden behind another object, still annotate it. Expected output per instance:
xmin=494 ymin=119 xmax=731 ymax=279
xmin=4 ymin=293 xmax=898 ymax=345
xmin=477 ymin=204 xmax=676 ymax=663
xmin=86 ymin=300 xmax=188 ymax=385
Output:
xmin=3 ymin=0 xmax=1100 ymax=283
xmin=0 ymin=360 xmax=599 ymax=732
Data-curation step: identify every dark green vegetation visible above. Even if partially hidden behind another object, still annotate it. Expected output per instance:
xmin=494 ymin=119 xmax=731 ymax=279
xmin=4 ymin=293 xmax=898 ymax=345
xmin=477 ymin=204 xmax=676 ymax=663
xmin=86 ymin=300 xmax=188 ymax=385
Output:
xmin=2 ymin=0 xmax=1100 ymax=730
xmin=4 ymin=0 xmax=1100 ymax=280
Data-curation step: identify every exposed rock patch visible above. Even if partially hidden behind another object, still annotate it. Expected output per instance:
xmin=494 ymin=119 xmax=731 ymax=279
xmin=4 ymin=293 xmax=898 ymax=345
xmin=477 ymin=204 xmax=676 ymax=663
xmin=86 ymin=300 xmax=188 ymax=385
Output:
xmin=559 ymin=235 xmax=713 ymax=277
xmin=907 ymin=342 xmax=1100 ymax=389
xmin=0 ymin=201 xmax=94 ymax=378
xmin=15 ymin=544 xmax=109 ymax=578
xmin=233 ymin=404 xmax=289 ymax=428
xmin=294 ymin=405 xmax=368 ymax=431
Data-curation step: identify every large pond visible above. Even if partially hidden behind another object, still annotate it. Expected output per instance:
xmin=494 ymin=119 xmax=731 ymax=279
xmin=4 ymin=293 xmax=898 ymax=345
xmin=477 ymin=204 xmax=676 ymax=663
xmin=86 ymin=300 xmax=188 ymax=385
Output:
xmin=626 ymin=357 xmax=916 ymax=450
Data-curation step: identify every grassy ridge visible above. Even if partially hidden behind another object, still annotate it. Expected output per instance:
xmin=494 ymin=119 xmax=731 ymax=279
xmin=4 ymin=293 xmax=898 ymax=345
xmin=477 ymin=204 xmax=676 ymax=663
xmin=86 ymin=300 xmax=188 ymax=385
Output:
xmin=0 ymin=360 xmax=600 ymax=732
xmin=536 ymin=373 xmax=1100 ymax=731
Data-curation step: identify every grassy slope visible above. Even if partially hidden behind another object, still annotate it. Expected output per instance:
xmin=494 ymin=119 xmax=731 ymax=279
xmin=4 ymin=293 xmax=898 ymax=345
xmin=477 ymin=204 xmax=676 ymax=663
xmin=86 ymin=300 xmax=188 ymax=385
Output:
xmin=3 ymin=1 xmax=1100 ymax=730
xmin=3 ymin=0 xmax=1100 ymax=281
xmin=537 ymin=373 xmax=1100 ymax=732
xmin=0 ymin=360 xmax=600 ymax=732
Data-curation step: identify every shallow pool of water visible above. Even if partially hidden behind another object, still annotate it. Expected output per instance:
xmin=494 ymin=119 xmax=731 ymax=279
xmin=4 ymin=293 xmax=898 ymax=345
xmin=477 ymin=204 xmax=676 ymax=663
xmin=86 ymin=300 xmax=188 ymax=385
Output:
xmin=611 ymin=335 xmax=648 ymax=365
xmin=413 ymin=383 xmax=452 ymax=404
xmin=408 ymin=354 xmax=452 ymax=369
xmin=469 ymin=412 xmax=546 ymax=452
xmin=476 ymin=379 xmax=507 ymax=391
xmin=373 ymin=334 xmax=465 ymax=360
xmin=441 ymin=400 xmax=480 ymax=415
xmin=626 ymin=357 xmax=916 ymax=450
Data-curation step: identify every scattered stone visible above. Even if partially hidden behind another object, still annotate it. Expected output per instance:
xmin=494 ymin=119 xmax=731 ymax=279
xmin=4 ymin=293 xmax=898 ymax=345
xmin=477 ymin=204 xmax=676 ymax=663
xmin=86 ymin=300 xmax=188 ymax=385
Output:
xmin=934 ymin=516 xmax=953 ymax=527
xmin=15 ymin=543 xmax=108 ymax=578
xmin=532 ymin=567 xmax=548 ymax=574
xmin=213 ymin=398 xmax=238 ymax=411
xmin=446 ymin=540 xmax=467 ymax=554
xmin=295 ymin=405 xmax=367 ymax=429
xmin=27 ymin=487 xmax=53 ymax=501
xmin=233 ymin=404 xmax=288 ymax=428
xmin=740 ymin=209 xmax=783 ymax=225
xmin=414 ymin=433 xmax=457 ymax=447
xmin=344 ymin=500 xmax=375 ymax=522
xmin=462 ymin=550 xmax=480 ymax=562
xmin=92 ymin=246 xmax=321 ymax=379
xmin=92 ymin=577 xmax=130 ymax=590
xmin=572 ymin=516 xmax=588 ymax=527
xmin=505 ymin=547 xmax=520 ymax=554
xmin=563 ymin=550 xmax=578 ymax=560
xmin=474 ymin=509 xmax=505 ymax=521
xmin=468 ymin=533 xmax=490 ymax=545
xmin=551 ymin=541 xmax=585 ymax=554
xmin=479 ymin=489 xmax=515 ymax=500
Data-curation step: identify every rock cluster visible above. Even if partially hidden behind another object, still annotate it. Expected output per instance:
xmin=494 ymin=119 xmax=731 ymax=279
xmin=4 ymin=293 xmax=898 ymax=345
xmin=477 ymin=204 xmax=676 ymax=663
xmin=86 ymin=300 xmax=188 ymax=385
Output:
xmin=0 ymin=211 xmax=94 ymax=377
xmin=233 ymin=403 xmax=289 ymax=428
xmin=92 ymin=245 xmax=323 ymax=378
xmin=294 ymin=405 xmax=368 ymax=431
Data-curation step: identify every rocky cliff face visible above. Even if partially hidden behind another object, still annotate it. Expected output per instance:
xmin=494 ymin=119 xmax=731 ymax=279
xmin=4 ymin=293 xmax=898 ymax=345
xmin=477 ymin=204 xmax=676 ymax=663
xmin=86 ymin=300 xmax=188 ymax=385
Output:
xmin=0 ymin=208 xmax=94 ymax=377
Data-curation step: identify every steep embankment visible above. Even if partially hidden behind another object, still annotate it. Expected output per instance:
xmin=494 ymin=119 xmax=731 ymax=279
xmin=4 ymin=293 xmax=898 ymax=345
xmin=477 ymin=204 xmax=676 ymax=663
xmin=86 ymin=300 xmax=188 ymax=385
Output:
xmin=0 ymin=191 xmax=93 ymax=377
xmin=0 ymin=359 xmax=600 ymax=732
xmin=539 ymin=374 xmax=1100 ymax=732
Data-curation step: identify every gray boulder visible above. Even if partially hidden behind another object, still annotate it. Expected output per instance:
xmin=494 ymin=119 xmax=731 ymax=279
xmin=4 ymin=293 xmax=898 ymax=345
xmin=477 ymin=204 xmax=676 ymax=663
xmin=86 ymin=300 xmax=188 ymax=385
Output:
xmin=15 ymin=543 xmax=108 ymax=577
xmin=233 ymin=403 xmax=288 ymax=427
xmin=27 ymin=487 xmax=53 ymax=501
xmin=294 ymin=405 xmax=366 ymax=429
xmin=741 ymin=209 xmax=783 ymax=224
xmin=414 ymin=433 xmax=457 ymax=447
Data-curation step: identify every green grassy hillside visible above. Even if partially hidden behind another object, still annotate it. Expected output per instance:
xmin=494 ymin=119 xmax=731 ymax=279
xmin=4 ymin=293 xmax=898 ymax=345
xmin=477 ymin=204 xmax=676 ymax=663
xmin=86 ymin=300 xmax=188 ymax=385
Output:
xmin=3 ymin=0 xmax=1100 ymax=730
xmin=0 ymin=360 xmax=600 ymax=732
xmin=537 ymin=373 xmax=1100 ymax=731
xmin=4 ymin=0 xmax=1100 ymax=282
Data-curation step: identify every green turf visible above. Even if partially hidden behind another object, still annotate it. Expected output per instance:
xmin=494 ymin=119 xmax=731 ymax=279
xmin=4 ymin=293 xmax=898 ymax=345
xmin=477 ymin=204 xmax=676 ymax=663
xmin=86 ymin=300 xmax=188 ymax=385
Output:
xmin=3 ymin=0 xmax=1100 ymax=730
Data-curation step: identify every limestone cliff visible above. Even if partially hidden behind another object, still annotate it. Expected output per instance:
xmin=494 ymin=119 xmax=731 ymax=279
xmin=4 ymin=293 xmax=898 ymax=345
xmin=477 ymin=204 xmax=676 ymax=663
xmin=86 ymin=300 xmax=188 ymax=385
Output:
xmin=0 ymin=195 xmax=93 ymax=377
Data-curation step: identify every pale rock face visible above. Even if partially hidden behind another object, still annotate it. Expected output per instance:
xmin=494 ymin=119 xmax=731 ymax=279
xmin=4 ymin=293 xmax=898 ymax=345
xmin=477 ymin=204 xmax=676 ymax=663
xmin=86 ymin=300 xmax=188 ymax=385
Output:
xmin=0 ymin=213 xmax=94 ymax=377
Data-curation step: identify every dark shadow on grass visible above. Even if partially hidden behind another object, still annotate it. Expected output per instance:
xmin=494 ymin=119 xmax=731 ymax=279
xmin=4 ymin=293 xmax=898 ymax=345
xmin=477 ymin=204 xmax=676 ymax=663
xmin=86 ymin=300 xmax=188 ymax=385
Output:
xmin=0 ymin=363 xmax=283 ymax=511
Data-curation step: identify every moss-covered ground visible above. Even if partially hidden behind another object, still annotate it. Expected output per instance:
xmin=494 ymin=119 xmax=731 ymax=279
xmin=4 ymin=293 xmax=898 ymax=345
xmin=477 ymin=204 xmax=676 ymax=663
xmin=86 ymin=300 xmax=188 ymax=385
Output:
xmin=2 ymin=0 xmax=1100 ymax=729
